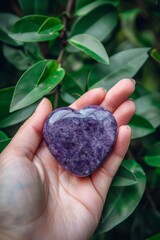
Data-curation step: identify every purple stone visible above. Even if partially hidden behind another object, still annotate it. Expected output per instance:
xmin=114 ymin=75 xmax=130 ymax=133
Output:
xmin=43 ymin=105 xmax=118 ymax=177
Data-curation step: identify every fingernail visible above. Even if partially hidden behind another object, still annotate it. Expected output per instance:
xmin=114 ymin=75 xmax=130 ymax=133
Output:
xmin=129 ymin=78 xmax=136 ymax=85
xmin=99 ymin=87 xmax=107 ymax=93
xmin=36 ymin=98 xmax=46 ymax=111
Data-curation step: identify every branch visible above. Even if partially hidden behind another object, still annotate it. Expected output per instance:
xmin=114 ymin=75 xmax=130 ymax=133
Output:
xmin=57 ymin=0 xmax=75 ymax=64
xmin=55 ymin=0 xmax=75 ymax=109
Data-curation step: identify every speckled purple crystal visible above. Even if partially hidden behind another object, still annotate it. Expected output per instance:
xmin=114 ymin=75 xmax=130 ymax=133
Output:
xmin=43 ymin=105 xmax=118 ymax=177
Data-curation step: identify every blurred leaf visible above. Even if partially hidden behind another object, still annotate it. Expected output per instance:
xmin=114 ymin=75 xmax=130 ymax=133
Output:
xmin=144 ymin=142 xmax=160 ymax=167
xmin=70 ymin=64 xmax=92 ymax=92
xmin=10 ymin=15 xmax=63 ymax=42
xmin=76 ymin=0 xmax=120 ymax=16
xmin=68 ymin=34 xmax=109 ymax=64
xmin=0 ymin=131 xmax=8 ymax=140
xmin=88 ymin=48 xmax=150 ymax=90
xmin=10 ymin=60 xmax=65 ymax=112
xmin=120 ymin=8 xmax=155 ymax=47
xmin=151 ymin=49 xmax=160 ymax=63
xmin=129 ymin=114 xmax=155 ymax=139
xmin=3 ymin=43 xmax=43 ymax=71
xmin=0 ymin=13 xmax=22 ymax=46
xmin=150 ymin=168 xmax=160 ymax=188
xmin=0 ymin=139 xmax=11 ymax=153
xmin=70 ymin=4 xmax=118 ymax=41
xmin=60 ymin=91 xmax=77 ymax=105
xmin=120 ymin=8 xmax=141 ymax=46
xmin=135 ymin=93 xmax=160 ymax=128
xmin=18 ymin=0 xmax=49 ymax=14
xmin=112 ymin=163 xmax=138 ymax=187
xmin=0 ymin=87 xmax=14 ymax=120
xmin=61 ymin=74 xmax=84 ymax=105
xmin=62 ymin=74 xmax=84 ymax=95
xmin=95 ymin=159 xmax=146 ymax=234
xmin=148 ymin=233 xmax=160 ymax=240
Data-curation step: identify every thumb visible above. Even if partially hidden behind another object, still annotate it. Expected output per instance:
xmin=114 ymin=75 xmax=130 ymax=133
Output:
xmin=4 ymin=98 xmax=52 ymax=160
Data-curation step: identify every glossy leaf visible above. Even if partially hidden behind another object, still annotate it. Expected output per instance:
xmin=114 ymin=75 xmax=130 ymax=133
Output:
xmin=135 ymin=93 xmax=160 ymax=128
xmin=68 ymin=34 xmax=109 ymax=64
xmin=0 ymin=102 xmax=38 ymax=129
xmin=88 ymin=48 xmax=150 ymax=90
xmin=76 ymin=0 xmax=120 ymax=16
xmin=95 ymin=159 xmax=146 ymax=234
xmin=0 ymin=87 xmax=39 ymax=127
xmin=0 ymin=131 xmax=8 ymax=141
xmin=10 ymin=60 xmax=65 ymax=112
xmin=148 ymin=233 xmax=160 ymax=240
xmin=0 ymin=139 xmax=11 ymax=153
xmin=112 ymin=163 xmax=138 ymax=187
xmin=0 ymin=13 xmax=22 ymax=46
xmin=10 ymin=15 xmax=63 ymax=42
xmin=144 ymin=142 xmax=160 ymax=167
xmin=3 ymin=44 xmax=43 ymax=71
xmin=70 ymin=4 xmax=118 ymax=41
xmin=18 ymin=0 xmax=49 ymax=14
xmin=129 ymin=114 xmax=155 ymax=139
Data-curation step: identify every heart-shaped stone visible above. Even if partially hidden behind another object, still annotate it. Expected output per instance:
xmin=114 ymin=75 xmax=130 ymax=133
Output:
xmin=43 ymin=105 xmax=118 ymax=177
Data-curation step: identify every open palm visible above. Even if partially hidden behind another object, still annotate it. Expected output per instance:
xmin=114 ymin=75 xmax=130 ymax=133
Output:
xmin=0 ymin=79 xmax=135 ymax=240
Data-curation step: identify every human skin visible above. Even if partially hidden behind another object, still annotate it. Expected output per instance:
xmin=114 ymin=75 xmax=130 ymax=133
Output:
xmin=0 ymin=79 xmax=135 ymax=240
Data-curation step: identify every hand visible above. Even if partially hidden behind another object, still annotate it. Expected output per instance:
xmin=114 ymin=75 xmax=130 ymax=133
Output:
xmin=0 ymin=79 xmax=135 ymax=240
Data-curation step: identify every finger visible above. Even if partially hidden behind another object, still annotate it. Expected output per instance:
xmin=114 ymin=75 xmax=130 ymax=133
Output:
xmin=91 ymin=125 xmax=131 ymax=203
xmin=100 ymin=79 xmax=135 ymax=112
xmin=5 ymin=98 xmax=52 ymax=160
xmin=114 ymin=99 xmax=136 ymax=127
xmin=70 ymin=88 xmax=106 ymax=110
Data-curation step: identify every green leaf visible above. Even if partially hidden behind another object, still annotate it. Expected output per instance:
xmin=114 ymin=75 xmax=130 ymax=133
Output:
xmin=0 ymin=139 xmax=11 ymax=153
xmin=3 ymin=44 xmax=43 ymax=71
xmin=70 ymin=4 xmax=118 ymax=41
xmin=88 ymin=48 xmax=150 ymax=90
xmin=151 ymin=49 xmax=160 ymax=63
xmin=18 ymin=0 xmax=49 ymax=14
xmin=62 ymin=74 xmax=84 ymax=96
xmin=135 ymin=93 xmax=160 ymax=128
xmin=0 ymin=102 xmax=38 ymax=129
xmin=129 ymin=114 xmax=155 ymax=139
xmin=95 ymin=159 xmax=146 ymax=234
xmin=10 ymin=15 xmax=63 ymax=42
xmin=144 ymin=142 xmax=160 ymax=167
xmin=0 ymin=13 xmax=22 ymax=46
xmin=147 ymin=233 xmax=160 ymax=240
xmin=76 ymin=0 xmax=120 ymax=16
xmin=10 ymin=60 xmax=65 ymax=112
xmin=0 ymin=87 xmax=39 ymax=127
xmin=120 ymin=8 xmax=155 ymax=47
xmin=0 ymin=131 xmax=8 ymax=141
xmin=112 ymin=163 xmax=138 ymax=187
xmin=68 ymin=34 xmax=109 ymax=64
xmin=61 ymin=74 xmax=84 ymax=105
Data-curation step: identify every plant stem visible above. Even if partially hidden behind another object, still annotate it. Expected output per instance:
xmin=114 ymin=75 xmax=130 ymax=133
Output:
xmin=54 ymin=0 xmax=75 ymax=109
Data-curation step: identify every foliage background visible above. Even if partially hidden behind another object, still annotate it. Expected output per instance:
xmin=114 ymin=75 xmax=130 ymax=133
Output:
xmin=0 ymin=0 xmax=160 ymax=239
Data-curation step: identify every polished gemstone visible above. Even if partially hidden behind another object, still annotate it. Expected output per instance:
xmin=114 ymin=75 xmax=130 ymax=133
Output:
xmin=43 ymin=105 xmax=118 ymax=177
